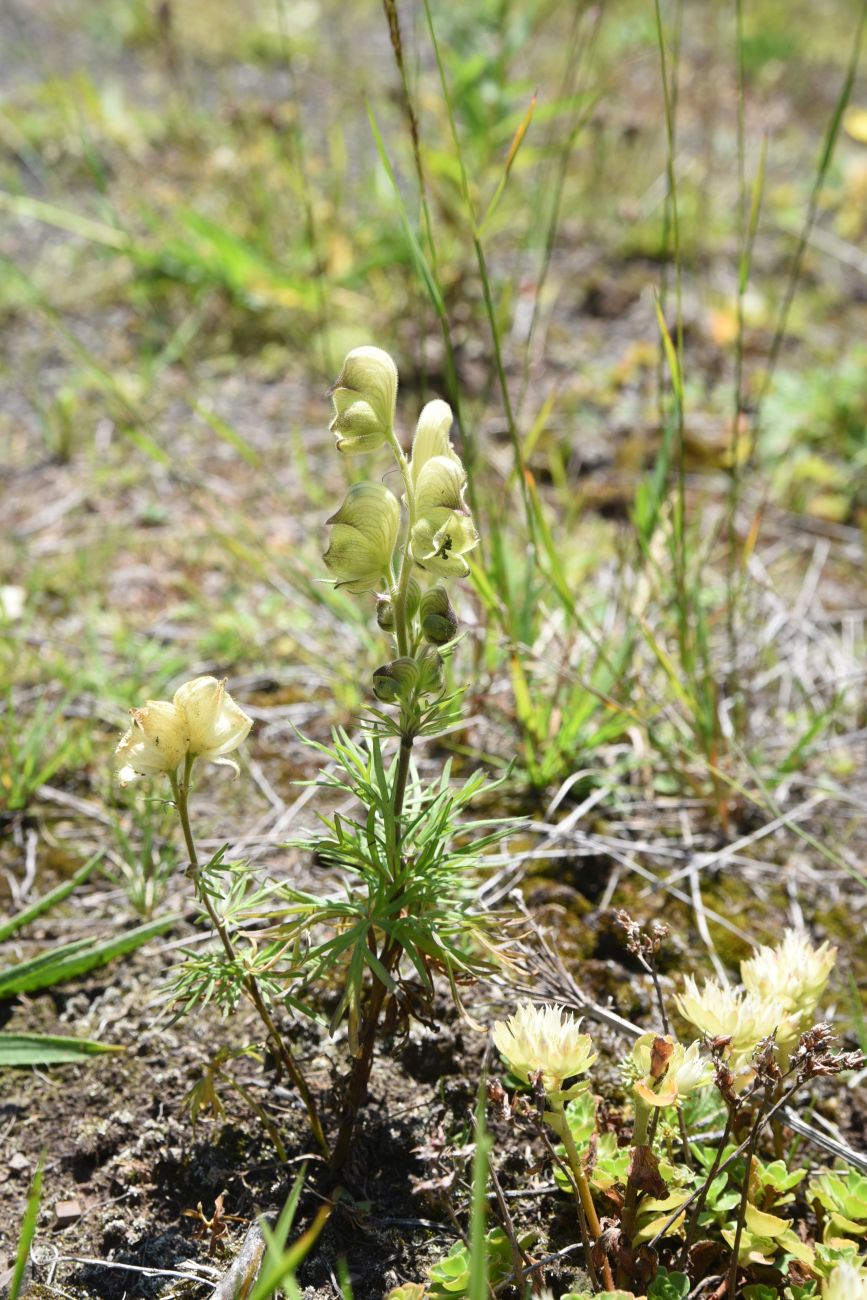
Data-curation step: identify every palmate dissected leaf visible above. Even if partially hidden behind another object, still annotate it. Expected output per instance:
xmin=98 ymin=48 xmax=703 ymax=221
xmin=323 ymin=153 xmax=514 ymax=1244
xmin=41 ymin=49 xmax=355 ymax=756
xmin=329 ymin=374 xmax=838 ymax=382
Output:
xmin=259 ymin=727 xmax=521 ymax=1033
xmin=0 ymin=914 xmax=179 ymax=998
xmin=0 ymin=1031 xmax=124 ymax=1066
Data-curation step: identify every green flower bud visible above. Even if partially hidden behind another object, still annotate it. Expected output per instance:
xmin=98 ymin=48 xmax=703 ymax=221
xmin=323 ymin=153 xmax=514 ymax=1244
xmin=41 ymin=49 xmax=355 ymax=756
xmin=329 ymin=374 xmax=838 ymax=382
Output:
xmin=376 ymin=596 xmax=395 ymax=630
xmin=410 ymin=508 xmax=479 ymax=579
xmin=377 ymin=578 xmax=420 ymax=631
xmin=372 ymin=656 xmax=420 ymax=703
xmin=329 ymin=347 xmax=398 ymax=454
xmin=324 ymin=482 xmax=400 ymax=594
xmin=410 ymin=399 xmax=461 ymax=485
xmin=417 ymin=645 xmax=445 ymax=696
xmin=419 ymin=585 xmax=458 ymax=645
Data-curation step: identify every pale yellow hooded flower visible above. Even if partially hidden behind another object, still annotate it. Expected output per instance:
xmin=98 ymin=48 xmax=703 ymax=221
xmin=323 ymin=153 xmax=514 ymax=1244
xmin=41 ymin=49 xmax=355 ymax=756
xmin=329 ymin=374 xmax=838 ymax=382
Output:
xmin=173 ymin=676 xmax=253 ymax=765
xmin=115 ymin=678 xmax=252 ymax=784
xmin=116 ymin=699 xmax=189 ymax=784
xmin=410 ymin=399 xmax=461 ymax=484
xmin=329 ymin=346 xmax=398 ymax=454
xmin=323 ymin=482 xmax=400 ymax=594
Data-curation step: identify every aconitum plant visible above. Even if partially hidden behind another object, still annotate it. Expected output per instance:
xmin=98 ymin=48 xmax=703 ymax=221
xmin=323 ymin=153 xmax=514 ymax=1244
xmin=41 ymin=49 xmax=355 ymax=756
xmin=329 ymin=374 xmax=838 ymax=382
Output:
xmin=116 ymin=347 xmax=509 ymax=1171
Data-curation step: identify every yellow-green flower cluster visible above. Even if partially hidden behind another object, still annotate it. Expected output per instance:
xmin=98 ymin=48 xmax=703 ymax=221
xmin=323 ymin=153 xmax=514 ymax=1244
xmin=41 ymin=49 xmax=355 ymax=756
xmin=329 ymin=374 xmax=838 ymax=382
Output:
xmin=115 ymin=676 xmax=252 ymax=783
xmin=492 ymin=1001 xmax=597 ymax=1102
xmin=675 ymin=928 xmax=838 ymax=1073
xmin=740 ymin=929 xmax=837 ymax=1027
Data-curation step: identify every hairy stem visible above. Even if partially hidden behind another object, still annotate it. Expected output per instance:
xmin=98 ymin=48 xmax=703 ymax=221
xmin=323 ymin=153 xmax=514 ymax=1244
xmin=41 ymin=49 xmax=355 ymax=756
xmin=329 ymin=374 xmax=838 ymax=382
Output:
xmin=619 ymin=1099 xmax=653 ymax=1283
xmin=329 ymin=936 xmax=402 ymax=1174
xmin=170 ymin=762 xmax=329 ymax=1158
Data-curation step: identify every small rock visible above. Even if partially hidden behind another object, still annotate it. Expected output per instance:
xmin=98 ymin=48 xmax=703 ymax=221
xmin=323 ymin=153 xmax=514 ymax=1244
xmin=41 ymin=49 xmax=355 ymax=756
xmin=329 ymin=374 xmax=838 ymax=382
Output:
xmin=54 ymin=1199 xmax=83 ymax=1227
xmin=8 ymin=1153 xmax=29 ymax=1174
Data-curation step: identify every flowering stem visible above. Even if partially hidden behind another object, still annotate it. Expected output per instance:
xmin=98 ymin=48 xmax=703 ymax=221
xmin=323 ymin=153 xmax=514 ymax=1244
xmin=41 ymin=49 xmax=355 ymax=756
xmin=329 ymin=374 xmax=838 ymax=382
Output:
xmin=727 ymin=1105 xmax=765 ymax=1299
xmin=386 ymin=422 xmax=419 ymax=830
xmin=169 ymin=763 xmax=329 ymax=1159
xmin=550 ymin=1097 xmax=615 ymax=1292
xmin=618 ymin=1099 xmax=653 ymax=1284
xmin=386 ymin=425 xmax=416 ymax=663
xmin=329 ymin=426 xmax=420 ymax=1175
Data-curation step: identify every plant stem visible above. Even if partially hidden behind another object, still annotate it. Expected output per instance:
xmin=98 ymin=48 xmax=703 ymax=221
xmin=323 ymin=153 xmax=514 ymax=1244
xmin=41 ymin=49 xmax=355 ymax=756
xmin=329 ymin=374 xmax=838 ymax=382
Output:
xmin=331 ymin=426 xmax=420 ymax=1173
xmin=550 ymin=1098 xmax=615 ymax=1292
xmin=679 ymin=1109 xmax=733 ymax=1267
xmin=215 ymin=1067 xmax=288 ymax=1163
xmin=650 ymin=1076 xmax=806 ymax=1251
xmin=329 ymin=936 xmax=402 ymax=1174
xmin=727 ymin=1108 xmax=763 ymax=1299
xmin=619 ymin=1100 xmax=652 ymax=1283
xmin=170 ymin=762 xmax=329 ymax=1158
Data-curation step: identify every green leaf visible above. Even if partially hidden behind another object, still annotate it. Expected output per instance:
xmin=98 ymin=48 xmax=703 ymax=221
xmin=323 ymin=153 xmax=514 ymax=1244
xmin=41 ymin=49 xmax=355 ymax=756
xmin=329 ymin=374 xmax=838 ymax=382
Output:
xmin=0 ymin=914 xmax=179 ymax=998
xmin=0 ymin=1032 xmax=125 ymax=1066
xmin=648 ymin=1268 xmax=691 ymax=1299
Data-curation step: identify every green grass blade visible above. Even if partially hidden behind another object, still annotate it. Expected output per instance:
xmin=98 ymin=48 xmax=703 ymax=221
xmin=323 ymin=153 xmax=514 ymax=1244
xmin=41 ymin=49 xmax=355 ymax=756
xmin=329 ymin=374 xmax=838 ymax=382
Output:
xmin=366 ymin=104 xmax=446 ymax=319
xmin=0 ymin=1032 xmax=125 ymax=1066
xmin=9 ymin=1161 xmax=43 ymax=1300
xmin=477 ymin=92 xmax=537 ymax=238
xmin=0 ymin=851 xmax=103 ymax=944
xmin=468 ymin=1089 xmax=492 ymax=1300
xmin=194 ymin=401 xmax=262 ymax=468
xmin=0 ymin=914 xmax=179 ymax=998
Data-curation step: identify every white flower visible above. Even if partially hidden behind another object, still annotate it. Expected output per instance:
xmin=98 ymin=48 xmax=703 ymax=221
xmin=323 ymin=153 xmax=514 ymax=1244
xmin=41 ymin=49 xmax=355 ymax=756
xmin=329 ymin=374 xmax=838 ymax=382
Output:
xmin=675 ymin=1040 xmax=714 ymax=1095
xmin=173 ymin=677 xmax=253 ymax=765
xmin=741 ymin=929 xmax=837 ymax=1024
xmin=822 ymin=1262 xmax=867 ymax=1299
xmin=493 ymin=1001 xmax=597 ymax=1099
xmin=675 ymin=975 xmax=796 ymax=1065
xmin=631 ymin=1034 xmax=713 ymax=1108
xmin=115 ymin=700 xmax=189 ymax=784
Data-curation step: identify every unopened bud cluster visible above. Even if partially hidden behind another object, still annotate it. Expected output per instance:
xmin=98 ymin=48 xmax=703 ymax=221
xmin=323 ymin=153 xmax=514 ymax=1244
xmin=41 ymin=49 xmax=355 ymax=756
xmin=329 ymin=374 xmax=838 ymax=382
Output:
xmin=322 ymin=347 xmax=477 ymax=718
